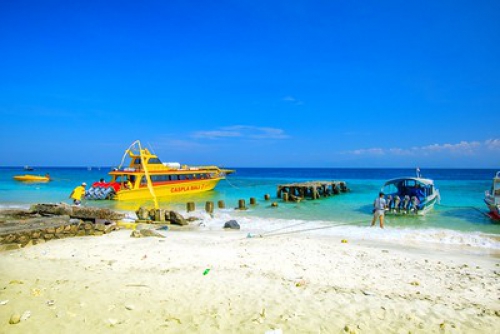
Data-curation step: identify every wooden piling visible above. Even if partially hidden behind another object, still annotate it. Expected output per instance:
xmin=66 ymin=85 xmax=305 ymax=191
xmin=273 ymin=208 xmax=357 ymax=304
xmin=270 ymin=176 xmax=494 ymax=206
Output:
xmin=264 ymin=194 xmax=270 ymax=201
xmin=205 ymin=201 xmax=214 ymax=214
xmin=186 ymin=202 xmax=195 ymax=212
xmin=237 ymin=199 xmax=246 ymax=210
xmin=218 ymin=200 xmax=225 ymax=209
xmin=250 ymin=197 xmax=257 ymax=205
xmin=276 ymin=180 xmax=349 ymax=202
xmin=154 ymin=209 xmax=165 ymax=221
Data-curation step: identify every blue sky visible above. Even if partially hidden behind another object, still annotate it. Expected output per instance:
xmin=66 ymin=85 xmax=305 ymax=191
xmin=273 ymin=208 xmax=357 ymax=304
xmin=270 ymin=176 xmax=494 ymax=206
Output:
xmin=1 ymin=0 xmax=499 ymax=168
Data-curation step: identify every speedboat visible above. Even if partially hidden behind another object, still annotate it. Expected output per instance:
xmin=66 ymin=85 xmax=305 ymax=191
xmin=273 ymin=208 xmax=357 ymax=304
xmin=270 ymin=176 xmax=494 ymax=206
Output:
xmin=484 ymin=171 xmax=500 ymax=220
xmin=85 ymin=140 xmax=234 ymax=201
xmin=14 ymin=174 xmax=50 ymax=182
xmin=379 ymin=171 xmax=439 ymax=215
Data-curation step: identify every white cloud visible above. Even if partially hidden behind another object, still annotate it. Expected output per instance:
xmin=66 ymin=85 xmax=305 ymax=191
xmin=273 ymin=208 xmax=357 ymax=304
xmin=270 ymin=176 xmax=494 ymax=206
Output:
xmin=192 ymin=125 xmax=289 ymax=140
xmin=345 ymin=139 xmax=499 ymax=156
xmin=351 ymin=148 xmax=385 ymax=155
xmin=420 ymin=141 xmax=481 ymax=154
xmin=192 ymin=130 xmax=241 ymax=139
xmin=485 ymin=138 xmax=500 ymax=150
xmin=282 ymin=95 xmax=304 ymax=105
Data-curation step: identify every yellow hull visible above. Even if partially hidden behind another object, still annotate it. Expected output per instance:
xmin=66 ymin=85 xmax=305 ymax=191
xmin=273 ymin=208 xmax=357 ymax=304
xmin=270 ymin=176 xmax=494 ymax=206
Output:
xmin=13 ymin=175 xmax=50 ymax=182
xmin=113 ymin=178 xmax=222 ymax=201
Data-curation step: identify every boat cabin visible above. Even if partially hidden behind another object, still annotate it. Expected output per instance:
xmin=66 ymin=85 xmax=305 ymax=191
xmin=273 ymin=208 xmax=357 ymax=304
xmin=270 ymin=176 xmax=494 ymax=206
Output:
xmin=382 ymin=178 xmax=434 ymax=202
xmin=486 ymin=171 xmax=500 ymax=205
xmin=381 ymin=177 xmax=438 ymax=214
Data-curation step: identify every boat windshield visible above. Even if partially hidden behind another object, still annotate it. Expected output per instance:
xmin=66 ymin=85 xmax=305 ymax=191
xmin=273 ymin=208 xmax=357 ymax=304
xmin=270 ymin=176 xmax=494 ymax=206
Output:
xmin=148 ymin=158 xmax=162 ymax=164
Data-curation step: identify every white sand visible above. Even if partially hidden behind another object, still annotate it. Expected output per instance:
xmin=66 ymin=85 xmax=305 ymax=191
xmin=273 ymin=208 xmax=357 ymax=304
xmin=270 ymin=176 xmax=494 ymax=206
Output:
xmin=0 ymin=227 xmax=499 ymax=333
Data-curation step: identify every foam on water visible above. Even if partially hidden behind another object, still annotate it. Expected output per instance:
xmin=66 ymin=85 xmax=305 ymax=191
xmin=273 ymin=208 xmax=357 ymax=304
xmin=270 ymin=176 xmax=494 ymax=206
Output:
xmin=196 ymin=210 xmax=500 ymax=252
xmin=2 ymin=167 xmax=499 ymax=252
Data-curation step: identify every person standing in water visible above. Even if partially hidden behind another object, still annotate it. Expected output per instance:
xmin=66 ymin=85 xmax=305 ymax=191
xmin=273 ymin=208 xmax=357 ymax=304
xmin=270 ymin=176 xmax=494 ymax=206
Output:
xmin=371 ymin=192 xmax=386 ymax=228
xmin=69 ymin=182 xmax=87 ymax=206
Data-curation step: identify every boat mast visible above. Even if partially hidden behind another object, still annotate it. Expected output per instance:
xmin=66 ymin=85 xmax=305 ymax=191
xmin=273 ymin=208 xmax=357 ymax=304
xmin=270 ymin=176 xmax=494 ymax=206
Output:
xmin=131 ymin=140 xmax=159 ymax=209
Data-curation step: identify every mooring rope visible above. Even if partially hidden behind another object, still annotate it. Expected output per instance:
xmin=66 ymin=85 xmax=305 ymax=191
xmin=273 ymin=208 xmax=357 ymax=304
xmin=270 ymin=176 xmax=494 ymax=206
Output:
xmin=258 ymin=221 xmax=310 ymax=236
xmin=436 ymin=203 xmax=490 ymax=218
xmin=251 ymin=219 xmax=368 ymax=238
xmin=223 ymin=177 xmax=240 ymax=189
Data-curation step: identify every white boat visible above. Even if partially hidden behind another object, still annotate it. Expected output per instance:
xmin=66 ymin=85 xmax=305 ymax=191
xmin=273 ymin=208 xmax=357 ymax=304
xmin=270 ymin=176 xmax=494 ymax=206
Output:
xmin=379 ymin=171 xmax=439 ymax=215
xmin=484 ymin=171 xmax=500 ymax=220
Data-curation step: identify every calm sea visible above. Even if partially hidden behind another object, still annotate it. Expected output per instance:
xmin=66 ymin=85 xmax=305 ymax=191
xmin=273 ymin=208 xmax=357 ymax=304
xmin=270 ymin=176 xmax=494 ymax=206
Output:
xmin=1 ymin=167 xmax=499 ymax=252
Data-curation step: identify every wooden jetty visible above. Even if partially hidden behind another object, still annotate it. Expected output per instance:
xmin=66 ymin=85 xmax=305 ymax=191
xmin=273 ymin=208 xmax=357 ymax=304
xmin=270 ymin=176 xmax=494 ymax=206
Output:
xmin=277 ymin=181 xmax=349 ymax=201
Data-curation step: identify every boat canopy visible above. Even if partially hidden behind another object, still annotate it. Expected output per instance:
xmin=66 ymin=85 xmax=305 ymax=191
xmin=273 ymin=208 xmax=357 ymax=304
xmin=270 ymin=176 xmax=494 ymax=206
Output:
xmin=381 ymin=177 xmax=436 ymax=201
xmin=383 ymin=177 xmax=434 ymax=187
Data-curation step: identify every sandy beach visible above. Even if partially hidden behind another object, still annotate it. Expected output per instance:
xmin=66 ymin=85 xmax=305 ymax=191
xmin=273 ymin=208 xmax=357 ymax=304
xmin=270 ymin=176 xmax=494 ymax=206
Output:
xmin=0 ymin=226 xmax=499 ymax=334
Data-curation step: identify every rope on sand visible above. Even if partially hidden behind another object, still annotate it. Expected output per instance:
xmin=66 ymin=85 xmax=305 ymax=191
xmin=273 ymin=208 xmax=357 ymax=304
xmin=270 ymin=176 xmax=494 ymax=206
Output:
xmin=249 ymin=219 xmax=368 ymax=238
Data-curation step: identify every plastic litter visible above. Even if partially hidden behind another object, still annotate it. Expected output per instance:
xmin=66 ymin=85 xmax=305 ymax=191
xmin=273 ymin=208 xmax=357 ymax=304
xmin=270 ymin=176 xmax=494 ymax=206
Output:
xmin=265 ymin=329 xmax=283 ymax=334
xmin=203 ymin=269 xmax=210 ymax=275
xmin=20 ymin=310 xmax=31 ymax=321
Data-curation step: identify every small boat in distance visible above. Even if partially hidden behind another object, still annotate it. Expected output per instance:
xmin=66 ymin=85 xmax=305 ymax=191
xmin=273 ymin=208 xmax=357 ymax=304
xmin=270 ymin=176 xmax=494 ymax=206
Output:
xmin=24 ymin=165 xmax=34 ymax=171
xmin=14 ymin=174 xmax=51 ymax=182
xmin=379 ymin=169 xmax=439 ymax=215
xmin=85 ymin=140 xmax=234 ymax=201
xmin=484 ymin=171 xmax=500 ymax=220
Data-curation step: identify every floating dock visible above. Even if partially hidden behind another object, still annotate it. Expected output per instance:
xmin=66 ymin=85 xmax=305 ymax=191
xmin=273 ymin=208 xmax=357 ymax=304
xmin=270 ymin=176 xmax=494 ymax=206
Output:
xmin=277 ymin=181 xmax=349 ymax=201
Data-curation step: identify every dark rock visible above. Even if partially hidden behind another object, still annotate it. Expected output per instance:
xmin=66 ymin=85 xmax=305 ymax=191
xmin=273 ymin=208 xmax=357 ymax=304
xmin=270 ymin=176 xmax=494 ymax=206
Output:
xmin=130 ymin=230 xmax=142 ymax=238
xmin=223 ymin=220 xmax=240 ymax=229
xmin=139 ymin=229 xmax=166 ymax=238
xmin=169 ymin=211 xmax=188 ymax=226
xmin=136 ymin=207 xmax=151 ymax=220
xmin=30 ymin=203 xmax=72 ymax=216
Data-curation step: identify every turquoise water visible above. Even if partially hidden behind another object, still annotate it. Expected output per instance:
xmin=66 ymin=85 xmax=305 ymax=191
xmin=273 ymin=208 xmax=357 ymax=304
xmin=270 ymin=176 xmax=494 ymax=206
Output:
xmin=1 ymin=167 xmax=499 ymax=250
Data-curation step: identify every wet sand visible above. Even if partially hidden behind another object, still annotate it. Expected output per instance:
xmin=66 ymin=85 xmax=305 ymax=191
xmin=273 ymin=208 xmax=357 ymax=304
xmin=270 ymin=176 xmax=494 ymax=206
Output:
xmin=0 ymin=228 xmax=499 ymax=333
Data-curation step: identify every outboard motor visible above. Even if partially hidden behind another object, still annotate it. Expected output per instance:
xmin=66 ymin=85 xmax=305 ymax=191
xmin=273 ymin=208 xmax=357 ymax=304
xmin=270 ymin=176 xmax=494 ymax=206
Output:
xmin=402 ymin=195 xmax=411 ymax=213
xmin=410 ymin=196 xmax=420 ymax=213
xmin=393 ymin=195 xmax=401 ymax=213
xmin=386 ymin=195 xmax=393 ymax=211
xmin=85 ymin=183 xmax=117 ymax=200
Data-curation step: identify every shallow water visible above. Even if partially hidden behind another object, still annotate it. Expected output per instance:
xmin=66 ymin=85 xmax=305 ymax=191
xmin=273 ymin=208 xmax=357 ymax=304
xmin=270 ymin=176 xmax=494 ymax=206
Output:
xmin=1 ymin=167 xmax=499 ymax=251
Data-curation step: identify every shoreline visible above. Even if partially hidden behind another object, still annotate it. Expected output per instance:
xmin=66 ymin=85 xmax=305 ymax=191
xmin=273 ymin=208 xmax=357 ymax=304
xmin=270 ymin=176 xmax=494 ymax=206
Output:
xmin=0 ymin=228 xmax=499 ymax=333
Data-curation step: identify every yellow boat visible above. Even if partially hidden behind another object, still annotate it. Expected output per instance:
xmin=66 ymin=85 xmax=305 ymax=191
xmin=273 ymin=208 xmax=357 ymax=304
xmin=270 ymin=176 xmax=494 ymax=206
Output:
xmin=85 ymin=140 xmax=234 ymax=203
xmin=13 ymin=174 xmax=50 ymax=182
